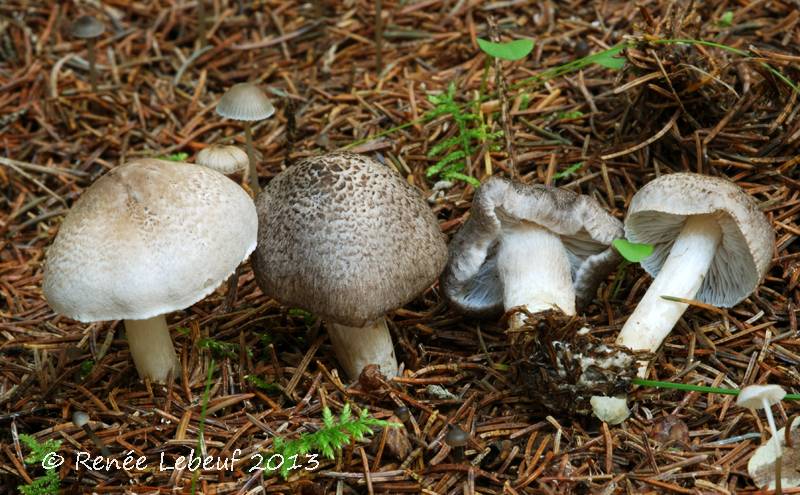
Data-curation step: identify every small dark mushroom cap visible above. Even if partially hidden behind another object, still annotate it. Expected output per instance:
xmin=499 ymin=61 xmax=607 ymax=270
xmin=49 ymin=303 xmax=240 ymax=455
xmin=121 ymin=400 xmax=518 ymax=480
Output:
xmin=71 ymin=15 xmax=106 ymax=39
xmin=445 ymin=425 xmax=469 ymax=447
xmin=252 ymin=152 xmax=448 ymax=327
xmin=441 ymin=176 xmax=623 ymax=316
xmin=216 ymin=83 xmax=275 ymax=121
xmin=625 ymin=173 xmax=774 ymax=307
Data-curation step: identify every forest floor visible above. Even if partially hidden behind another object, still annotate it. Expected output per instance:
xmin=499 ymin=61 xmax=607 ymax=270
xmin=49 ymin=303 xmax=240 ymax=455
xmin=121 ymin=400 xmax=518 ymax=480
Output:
xmin=1 ymin=0 xmax=799 ymax=493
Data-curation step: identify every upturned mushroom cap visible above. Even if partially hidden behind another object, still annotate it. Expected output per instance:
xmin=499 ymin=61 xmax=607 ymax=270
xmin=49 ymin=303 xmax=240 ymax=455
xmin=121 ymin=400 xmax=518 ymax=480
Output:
xmin=441 ymin=177 xmax=623 ymax=316
xmin=252 ymin=152 xmax=447 ymax=327
xmin=71 ymin=15 xmax=106 ymax=39
xmin=736 ymin=384 xmax=786 ymax=409
xmin=196 ymin=145 xmax=249 ymax=174
xmin=625 ymin=173 xmax=774 ymax=307
xmin=748 ymin=417 xmax=800 ymax=490
xmin=43 ymin=158 xmax=257 ymax=322
xmin=216 ymin=83 xmax=275 ymax=121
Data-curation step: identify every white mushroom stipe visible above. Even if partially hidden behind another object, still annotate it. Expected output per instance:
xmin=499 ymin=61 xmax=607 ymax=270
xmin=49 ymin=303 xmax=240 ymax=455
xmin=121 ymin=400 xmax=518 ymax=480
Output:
xmin=327 ymin=319 xmax=399 ymax=379
xmin=616 ymin=214 xmax=722 ymax=370
xmin=498 ymin=226 xmax=576 ymax=329
xmin=124 ymin=315 xmax=179 ymax=383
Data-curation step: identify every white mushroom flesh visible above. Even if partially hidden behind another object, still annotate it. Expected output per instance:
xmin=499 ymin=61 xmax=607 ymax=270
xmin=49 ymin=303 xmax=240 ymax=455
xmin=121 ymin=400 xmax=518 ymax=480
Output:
xmin=497 ymin=225 xmax=576 ymax=328
xmin=124 ymin=315 xmax=179 ymax=383
xmin=327 ymin=318 xmax=399 ymax=379
xmin=615 ymin=214 xmax=722 ymax=370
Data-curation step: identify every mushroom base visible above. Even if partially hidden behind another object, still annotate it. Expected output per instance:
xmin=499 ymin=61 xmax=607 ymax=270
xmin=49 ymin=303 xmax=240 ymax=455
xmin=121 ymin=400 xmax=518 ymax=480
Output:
xmin=511 ymin=310 xmax=648 ymax=416
xmin=124 ymin=315 xmax=179 ymax=383
xmin=327 ymin=318 xmax=399 ymax=380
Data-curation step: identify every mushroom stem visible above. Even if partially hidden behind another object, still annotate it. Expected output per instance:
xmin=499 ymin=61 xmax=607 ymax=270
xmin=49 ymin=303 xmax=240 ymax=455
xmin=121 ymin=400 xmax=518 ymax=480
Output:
xmin=616 ymin=214 xmax=722 ymax=373
xmin=124 ymin=315 xmax=179 ymax=383
xmin=243 ymin=122 xmax=261 ymax=194
xmin=327 ymin=318 xmax=398 ymax=379
xmin=497 ymin=225 xmax=575 ymax=328
xmin=87 ymin=37 xmax=98 ymax=93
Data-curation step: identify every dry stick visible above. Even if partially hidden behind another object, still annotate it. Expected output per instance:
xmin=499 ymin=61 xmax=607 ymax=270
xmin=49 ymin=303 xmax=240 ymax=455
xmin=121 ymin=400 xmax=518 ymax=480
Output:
xmin=87 ymin=37 xmax=98 ymax=93
xmin=488 ymin=17 xmax=517 ymax=178
xmin=197 ymin=0 xmax=207 ymax=48
xmin=243 ymin=122 xmax=261 ymax=194
xmin=375 ymin=0 xmax=383 ymax=74
xmin=284 ymin=97 xmax=296 ymax=168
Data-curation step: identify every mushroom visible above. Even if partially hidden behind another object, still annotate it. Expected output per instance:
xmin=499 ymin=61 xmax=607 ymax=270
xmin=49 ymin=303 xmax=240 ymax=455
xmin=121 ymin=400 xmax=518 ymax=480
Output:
xmin=70 ymin=15 xmax=105 ymax=93
xmin=252 ymin=152 xmax=447 ymax=379
xmin=738 ymin=384 xmax=787 ymax=491
xmin=216 ymin=83 xmax=275 ymax=194
xmin=73 ymin=411 xmax=111 ymax=457
xmin=445 ymin=425 xmax=469 ymax=462
xmin=591 ymin=173 xmax=774 ymax=423
xmin=616 ymin=173 xmax=773 ymax=364
xmin=43 ymin=158 xmax=257 ymax=383
xmin=196 ymin=144 xmax=249 ymax=175
xmin=749 ymin=416 xmax=800 ymax=490
xmin=441 ymin=176 xmax=623 ymax=329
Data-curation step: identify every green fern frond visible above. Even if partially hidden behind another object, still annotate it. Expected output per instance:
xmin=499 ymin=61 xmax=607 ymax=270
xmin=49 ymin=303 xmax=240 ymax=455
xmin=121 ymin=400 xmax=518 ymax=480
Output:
xmin=268 ymin=405 xmax=397 ymax=479
xmin=18 ymin=435 xmax=61 ymax=495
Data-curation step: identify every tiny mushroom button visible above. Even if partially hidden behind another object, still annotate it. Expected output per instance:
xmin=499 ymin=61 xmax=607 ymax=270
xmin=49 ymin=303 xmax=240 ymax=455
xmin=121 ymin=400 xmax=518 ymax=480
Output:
xmin=252 ymin=152 xmax=448 ymax=380
xmin=441 ymin=176 xmax=623 ymax=328
xmin=70 ymin=15 xmax=106 ymax=93
xmin=43 ymin=158 xmax=257 ymax=383
xmin=196 ymin=144 xmax=249 ymax=175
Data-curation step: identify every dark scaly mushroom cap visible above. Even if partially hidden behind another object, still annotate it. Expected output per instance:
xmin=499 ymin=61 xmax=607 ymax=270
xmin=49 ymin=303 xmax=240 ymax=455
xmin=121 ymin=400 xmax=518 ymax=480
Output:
xmin=625 ymin=173 xmax=774 ymax=307
xmin=253 ymin=152 xmax=448 ymax=326
xmin=442 ymin=176 xmax=623 ymax=316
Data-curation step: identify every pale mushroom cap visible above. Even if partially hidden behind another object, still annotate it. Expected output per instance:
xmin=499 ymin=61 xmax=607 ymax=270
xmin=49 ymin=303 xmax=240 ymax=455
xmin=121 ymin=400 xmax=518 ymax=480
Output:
xmin=43 ymin=159 xmax=258 ymax=322
xmin=441 ymin=176 xmax=623 ymax=316
xmin=252 ymin=152 xmax=448 ymax=327
xmin=71 ymin=15 xmax=105 ymax=39
xmin=736 ymin=384 xmax=786 ymax=409
xmin=625 ymin=173 xmax=774 ymax=308
xmin=72 ymin=411 xmax=90 ymax=427
xmin=196 ymin=145 xmax=249 ymax=174
xmin=216 ymin=83 xmax=275 ymax=121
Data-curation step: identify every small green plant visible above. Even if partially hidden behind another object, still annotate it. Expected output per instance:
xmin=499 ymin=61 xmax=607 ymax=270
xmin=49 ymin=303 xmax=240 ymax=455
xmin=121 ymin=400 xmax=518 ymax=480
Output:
xmin=79 ymin=359 xmax=94 ymax=379
xmin=269 ymin=404 xmax=397 ymax=478
xmin=18 ymin=434 xmax=61 ymax=495
xmin=477 ymin=38 xmax=534 ymax=61
xmin=718 ymin=11 xmax=734 ymax=27
xmin=159 ymin=152 xmax=189 ymax=162
xmin=612 ymin=239 xmax=654 ymax=263
xmin=425 ymin=82 xmax=502 ymax=187
xmin=553 ymin=162 xmax=583 ymax=180
xmin=288 ymin=308 xmax=315 ymax=327
xmin=245 ymin=375 xmax=280 ymax=393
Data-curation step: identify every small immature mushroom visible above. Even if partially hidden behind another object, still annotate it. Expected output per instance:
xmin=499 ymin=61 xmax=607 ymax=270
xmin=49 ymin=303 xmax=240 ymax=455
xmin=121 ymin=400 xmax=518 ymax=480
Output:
xmin=70 ymin=15 xmax=105 ymax=93
xmin=591 ymin=173 xmax=774 ymax=423
xmin=441 ymin=176 xmax=623 ymax=328
xmin=216 ymin=83 xmax=275 ymax=194
xmin=73 ymin=411 xmax=111 ymax=457
xmin=196 ymin=145 xmax=249 ymax=175
xmin=252 ymin=152 xmax=447 ymax=379
xmin=43 ymin=159 xmax=257 ymax=383
xmin=445 ymin=425 xmax=469 ymax=462
xmin=738 ymin=384 xmax=786 ymax=443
